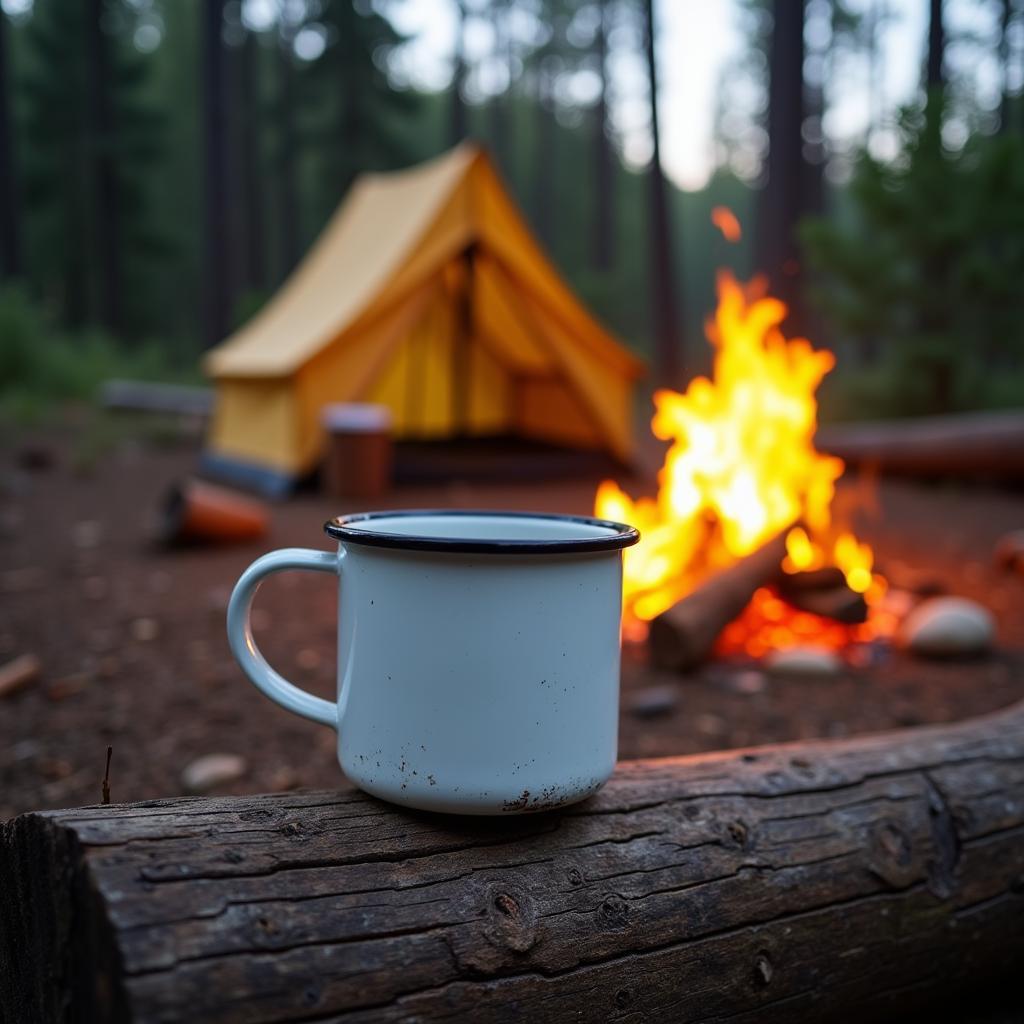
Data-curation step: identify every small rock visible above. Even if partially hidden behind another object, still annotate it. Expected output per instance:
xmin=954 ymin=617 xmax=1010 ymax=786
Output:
xmin=764 ymin=646 xmax=843 ymax=676
xmin=995 ymin=531 xmax=1024 ymax=574
xmin=46 ymin=673 xmax=91 ymax=701
xmin=0 ymin=653 xmax=41 ymax=698
xmin=695 ymin=712 xmax=726 ymax=737
xmin=626 ymin=685 xmax=678 ymax=718
xmin=182 ymin=753 xmax=248 ymax=794
xmin=206 ymin=586 xmax=231 ymax=615
xmin=131 ymin=617 xmax=160 ymax=642
xmin=11 ymin=739 xmax=40 ymax=761
xmin=267 ymin=766 xmax=300 ymax=791
xmin=72 ymin=520 xmax=102 ymax=549
xmin=722 ymin=670 xmax=767 ymax=695
xmin=38 ymin=757 xmax=73 ymax=780
xmin=898 ymin=596 xmax=995 ymax=659
xmin=296 ymin=648 xmax=322 ymax=671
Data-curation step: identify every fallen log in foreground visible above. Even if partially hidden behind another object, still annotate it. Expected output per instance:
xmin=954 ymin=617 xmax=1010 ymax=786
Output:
xmin=817 ymin=410 xmax=1024 ymax=480
xmin=3 ymin=698 xmax=1024 ymax=1024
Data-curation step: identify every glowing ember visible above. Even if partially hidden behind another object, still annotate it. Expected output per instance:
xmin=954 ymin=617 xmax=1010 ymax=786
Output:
xmin=595 ymin=228 xmax=891 ymax=657
xmin=711 ymin=206 xmax=742 ymax=242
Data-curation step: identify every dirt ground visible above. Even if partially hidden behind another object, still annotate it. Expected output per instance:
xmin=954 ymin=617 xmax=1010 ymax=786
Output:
xmin=2 ymin=415 xmax=1023 ymax=821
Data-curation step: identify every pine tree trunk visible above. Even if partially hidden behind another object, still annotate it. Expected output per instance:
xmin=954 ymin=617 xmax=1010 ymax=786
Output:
xmin=644 ymin=0 xmax=681 ymax=386
xmin=927 ymin=0 xmax=945 ymax=92
xmin=202 ymin=0 xmax=229 ymax=345
xmin=238 ymin=29 xmax=264 ymax=293
xmin=592 ymin=0 xmax=613 ymax=273
xmin=533 ymin=67 xmax=556 ymax=252
xmin=999 ymin=0 xmax=1013 ymax=133
xmin=866 ymin=1 xmax=884 ymax=149
xmin=450 ymin=0 xmax=467 ymax=145
xmin=488 ymin=1 xmax=511 ymax=172
xmin=277 ymin=34 xmax=299 ymax=281
xmin=88 ymin=0 xmax=120 ymax=334
xmin=757 ymin=0 xmax=805 ymax=319
xmin=0 ymin=9 xmax=21 ymax=279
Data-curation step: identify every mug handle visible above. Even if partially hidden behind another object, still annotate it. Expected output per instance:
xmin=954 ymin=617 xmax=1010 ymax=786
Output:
xmin=226 ymin=547 xmax=340 ymax=728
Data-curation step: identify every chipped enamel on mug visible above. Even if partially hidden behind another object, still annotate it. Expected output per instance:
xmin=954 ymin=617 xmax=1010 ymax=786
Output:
xmin=226 ymin=510 xmax=639 ymax=815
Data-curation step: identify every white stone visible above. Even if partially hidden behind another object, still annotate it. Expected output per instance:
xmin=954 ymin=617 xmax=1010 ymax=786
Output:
xmin=626 ymin=685 xmax=678 ymax=718
xmin=131 ymin=617 xmax=160 ymax=642
xmin=181 ymin=753 xmax=248 ymax=794
xmin=899 ymin=596 xmax=995 ymax=658
xmin=72 ymin=520 xmax=102 ymax=549
xmin=764 ymin=646 xmax=843 ymax=676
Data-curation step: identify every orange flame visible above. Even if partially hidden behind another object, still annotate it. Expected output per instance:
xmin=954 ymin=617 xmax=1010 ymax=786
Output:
xmin=596 ymin=262 xmax=888 ymax=656
xmin=711 ymin=206 xmax=742 ymax=242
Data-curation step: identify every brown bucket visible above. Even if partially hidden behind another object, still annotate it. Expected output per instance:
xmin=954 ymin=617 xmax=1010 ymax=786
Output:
xmin=321 ymin=404 xmax=394 ymax=499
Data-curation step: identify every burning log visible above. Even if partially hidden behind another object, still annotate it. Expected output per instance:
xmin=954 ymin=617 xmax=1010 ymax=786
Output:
xmin=649 ymin=529 xmax=790 ymax=671
xmin=3 ymin=698 xmax=1024 ymax=1022
xmin=776 ymin=569 xmax=868 ymax=624
xmin=779 ymin=585 xmax=868 ymax=624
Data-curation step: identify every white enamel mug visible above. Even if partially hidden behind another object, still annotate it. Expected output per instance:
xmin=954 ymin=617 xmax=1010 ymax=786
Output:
xmin=227 ymin=510 xmax=639 ymax=815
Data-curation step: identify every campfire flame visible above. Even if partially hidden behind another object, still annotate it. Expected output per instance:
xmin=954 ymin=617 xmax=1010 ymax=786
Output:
xmin=596 ymin=246 xmax=891 ymax=656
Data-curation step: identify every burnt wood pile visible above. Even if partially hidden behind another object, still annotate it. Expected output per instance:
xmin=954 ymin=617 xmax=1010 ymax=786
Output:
xmin=3 ymin=697 xmax=1024 ymax=1023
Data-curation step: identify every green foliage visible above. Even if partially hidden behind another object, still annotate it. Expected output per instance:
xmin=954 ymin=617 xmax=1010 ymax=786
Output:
xmin=18 ymin=0 xmax=167 ymax=338
xmin=0 ymin=285 xmax=194 ymax=421
xmin=802 ymin=105 xmax=1024 ymax=417
xmin=298 ymin=0 xmax=421 ymax=227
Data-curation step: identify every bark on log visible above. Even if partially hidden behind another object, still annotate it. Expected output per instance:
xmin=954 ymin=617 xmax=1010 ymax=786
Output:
xmin=816 ymin=411 xmax=1024 ymax=481
xmin=3 ymin=698 xmax=1024 ymax=1024
xmin=649 ymin=530 xmax=789 ymax=671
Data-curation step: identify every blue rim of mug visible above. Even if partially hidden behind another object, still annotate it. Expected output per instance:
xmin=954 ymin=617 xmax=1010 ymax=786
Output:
xmin=324 ymin=509 xmax=640 ymax=554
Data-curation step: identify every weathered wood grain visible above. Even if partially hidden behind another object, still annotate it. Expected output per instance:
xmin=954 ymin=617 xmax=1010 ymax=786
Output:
xmin=3 ymin=697 xmax=1024 ymax=1023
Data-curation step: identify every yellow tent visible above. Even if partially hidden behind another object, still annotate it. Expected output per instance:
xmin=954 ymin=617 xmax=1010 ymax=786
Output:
xmin=202 ymin=143 xmax=645 ymax=493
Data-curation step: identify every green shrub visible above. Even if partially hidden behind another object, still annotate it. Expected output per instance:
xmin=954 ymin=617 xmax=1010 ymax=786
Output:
xmin=0 ymin=285 xmax=198 ymax=420
xmin=802 ymin=103 xmax=1024 ymax=419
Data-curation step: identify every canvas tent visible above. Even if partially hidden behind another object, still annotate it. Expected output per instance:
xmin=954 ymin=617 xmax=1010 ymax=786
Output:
xmin=202 ymin=143 xmax=645 ymax=494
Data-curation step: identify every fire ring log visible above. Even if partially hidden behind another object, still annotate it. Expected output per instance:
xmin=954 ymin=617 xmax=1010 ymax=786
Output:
xmin=3 ymin=699 xmax=1024 ymax=1023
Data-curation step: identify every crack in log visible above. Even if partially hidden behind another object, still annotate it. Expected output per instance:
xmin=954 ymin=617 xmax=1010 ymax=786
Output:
xmin=222 ymin=884 xmax=942 ymax=1023
xmin=131 ymin=827 xmax=562 ymax=885
xmin=923 ymin=772 xmax=962 ymax=900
